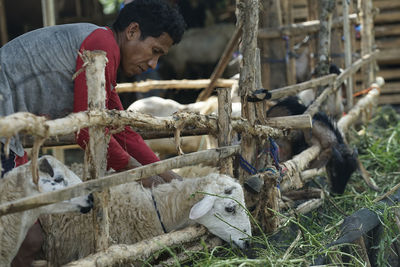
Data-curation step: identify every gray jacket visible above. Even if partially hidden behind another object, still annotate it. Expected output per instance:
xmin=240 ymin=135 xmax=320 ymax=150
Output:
xmin=0 ymin=23 xmax=102 ymax=156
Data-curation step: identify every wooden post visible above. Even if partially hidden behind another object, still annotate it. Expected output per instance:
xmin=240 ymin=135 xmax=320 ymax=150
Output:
xmin=82 ymin=50 xmax=110 ymax=251
xmin=260 ymin=0 xmax=287 ymax=89
xmin=0 ymin=0 xmax=8 ymax=46
xmin=307 ymin=0 xmax=319 ymax=74
xmin=282 ymin=0 xmax=296 ymax=85
xmin=315 ymin=0 xmax=336 ymax=86
xmin=237 ymin=0 xmax=259 ymax=202
xmin=217 ymin=88 xmax=233 ymax=176
xmin=359 ymin=0 xmax=375 ymax=88
xmin=41 ymin=0 xmax=56 ymax=27
xmin=343 ymin=0 xmax=354 ymax=110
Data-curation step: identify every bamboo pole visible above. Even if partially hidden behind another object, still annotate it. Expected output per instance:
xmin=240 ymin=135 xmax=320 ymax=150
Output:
xmin=197 ymin=24 xmax=243 ymax=102
xmin=64 ymin=226 xmax=208 ymax=267
xmin=258 ymin=14 xmax=358 ymax=39
xmin=115 ymin=79 xmax=237 ymax=93
xmin=343 ymin=0 xmax=354 ymax=110
xmin=81 ymin=50 xmax=110 ymax=251
xmin=0 ymin=146 xmax=240 ymax=216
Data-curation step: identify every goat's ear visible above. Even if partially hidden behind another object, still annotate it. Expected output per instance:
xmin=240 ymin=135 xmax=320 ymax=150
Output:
xmin=39 ymin=157 xmax=54 ymax=177
xmin=189 ymin=195 xmax=216 ymax=220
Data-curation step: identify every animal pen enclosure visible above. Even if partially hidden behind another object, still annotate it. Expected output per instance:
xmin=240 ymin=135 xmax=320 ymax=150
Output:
xmin=0 ymin=0 xmax=392 ymax=266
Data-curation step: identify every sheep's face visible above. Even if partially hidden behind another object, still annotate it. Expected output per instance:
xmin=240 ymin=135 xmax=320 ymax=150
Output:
xmin=37 ymin=156 xmax=93 ymax=214
xmin=189 ymin=174 xmax=251 ymax=249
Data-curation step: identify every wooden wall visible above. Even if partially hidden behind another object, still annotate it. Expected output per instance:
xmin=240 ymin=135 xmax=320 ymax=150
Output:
xmin=373 ymin=0 xmax=400 ymax=104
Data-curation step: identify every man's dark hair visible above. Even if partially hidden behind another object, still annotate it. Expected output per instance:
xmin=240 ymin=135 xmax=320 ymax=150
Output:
xmin=113 ymin=0 xmax=186 ymax=44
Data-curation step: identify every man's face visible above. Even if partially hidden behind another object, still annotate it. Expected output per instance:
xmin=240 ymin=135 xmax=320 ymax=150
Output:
xmin=120 ymin=23 xmax=173 ymax=77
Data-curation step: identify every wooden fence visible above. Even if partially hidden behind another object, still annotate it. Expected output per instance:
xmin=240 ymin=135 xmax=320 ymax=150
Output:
xmin=0 ymin=0 xmax=384 ymax=265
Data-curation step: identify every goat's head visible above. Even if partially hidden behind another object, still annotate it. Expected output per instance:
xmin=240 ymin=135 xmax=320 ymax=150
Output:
xmin=37 ymin=156 xmax=93 ymax=214
xmin=189 ymin=174 xmax=251 ymax=249
xmin=326 ymin=144 xmax=359 ymax=194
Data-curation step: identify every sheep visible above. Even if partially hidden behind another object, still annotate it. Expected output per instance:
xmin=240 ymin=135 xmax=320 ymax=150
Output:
xmin=128 ymin=96 xmax=220 ymax=157
xmin=128 ymin=96 xmax=242 ymax=157
xmin=267 ymin=96 xmax=358 ymax=194
xmin=40 ymin=172 xmax=252 ymax=266
xmin=0 ymin=155 xmax=93 ymax=266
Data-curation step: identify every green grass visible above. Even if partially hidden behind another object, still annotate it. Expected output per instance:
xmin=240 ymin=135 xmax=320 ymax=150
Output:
xmin=147 ymin=105 xmax=400 ymax=267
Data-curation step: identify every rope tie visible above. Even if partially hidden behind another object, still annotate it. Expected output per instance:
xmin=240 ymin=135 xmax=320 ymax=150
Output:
xmin=353 ymin=84 xmax=381 ymax=97
xmin=151 ymin=191 xmax=167 ymax=233
xmin=239 ymin=155 xmax=258 ymax=175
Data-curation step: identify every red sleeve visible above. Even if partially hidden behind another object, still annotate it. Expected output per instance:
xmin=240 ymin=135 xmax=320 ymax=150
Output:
xmin=73 ymin=28 xmax=159 ymax=170
xmin=108 ymin=89 xmax=160 ymax=165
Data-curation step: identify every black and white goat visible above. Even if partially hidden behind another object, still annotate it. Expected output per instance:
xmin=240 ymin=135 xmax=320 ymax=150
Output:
xmin=267 ymin=96 xmax=358 ymax=194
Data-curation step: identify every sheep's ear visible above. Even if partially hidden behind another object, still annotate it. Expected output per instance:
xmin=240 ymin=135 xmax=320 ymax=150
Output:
xmin=189 ymin=195 xmax=216 ymax=220
xmin=39 ymin=157 xmax=54 ymax=177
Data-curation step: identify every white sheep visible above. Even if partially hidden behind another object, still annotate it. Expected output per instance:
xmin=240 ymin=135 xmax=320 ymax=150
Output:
xmin=0 ymin=156 xmax=93 ymax=266
xmin=128 ymin=96 xmax=242 ymax=157
xmin=41 ymin=172 xmax=252 ymax=265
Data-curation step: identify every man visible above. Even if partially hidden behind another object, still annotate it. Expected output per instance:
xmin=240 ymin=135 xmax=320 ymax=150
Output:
xmin=0 ymin=0 xmax=185 ymax=265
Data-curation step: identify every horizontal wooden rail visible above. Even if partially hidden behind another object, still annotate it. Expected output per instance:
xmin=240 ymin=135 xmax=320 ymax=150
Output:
xmin=305 ymin=51 xmax=380 ymax=116
xmin=65 ymin=226 xmax=208 ymax=267
xmin=258 ymin=13 xmax=357 ymax=39
xmin=269 ymin=74 xmax=337 ymax=100
xmin=1 ymin=110 xmax=313 ymax=144
xmin=116 ymin=79 xmax=237 ymax=93
xmin=0 ymin=146 xmax=240 ymax=216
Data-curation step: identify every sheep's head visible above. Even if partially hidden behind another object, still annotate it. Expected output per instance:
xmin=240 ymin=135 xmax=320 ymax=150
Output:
xmin=189 ymin=174 xmax=251 ymax=249
xmin=37 ymin=156 xmax=93 ymax=214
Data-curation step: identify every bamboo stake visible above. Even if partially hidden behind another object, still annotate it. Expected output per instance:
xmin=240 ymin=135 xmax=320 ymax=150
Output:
xmin=197 ymin=24 xmax=243 ymax=102
xmin=0 ymin=146 xmax=240 ymax=216
xmin=115 ymin=79 xmax=237 ymax=93
xmin=64 ymin=226 xmax=208 ymax=267
xmin=81 ymin=50 xmax=110 ymax=251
